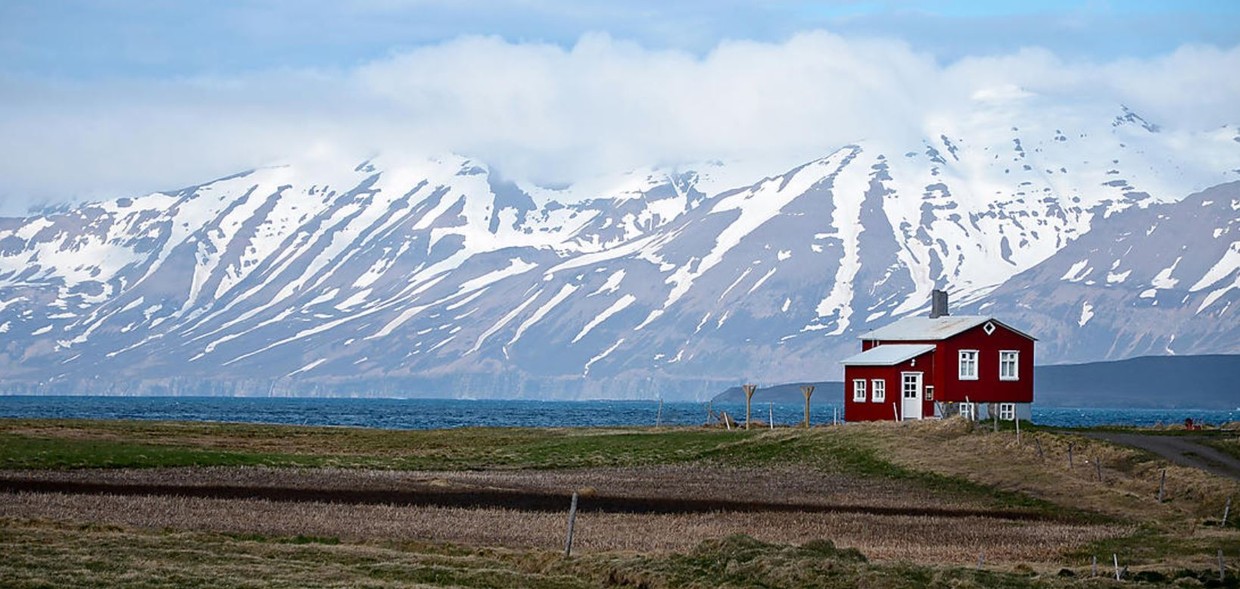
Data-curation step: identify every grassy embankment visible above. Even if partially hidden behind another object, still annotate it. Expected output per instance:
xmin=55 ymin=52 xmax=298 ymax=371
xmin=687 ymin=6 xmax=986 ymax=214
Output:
xmin=0 ymin=418 xmax=1237 ymax=588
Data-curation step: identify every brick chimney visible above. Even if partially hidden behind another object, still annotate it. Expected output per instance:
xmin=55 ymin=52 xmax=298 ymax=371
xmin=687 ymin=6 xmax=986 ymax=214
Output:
xmin=929 ymin=289 xmax=949 ymax=319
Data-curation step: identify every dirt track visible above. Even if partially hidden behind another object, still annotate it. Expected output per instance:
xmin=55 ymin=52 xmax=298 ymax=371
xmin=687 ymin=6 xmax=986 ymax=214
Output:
xmin=1078 ymin=432 xmax=1240 ymax=480
xmin=0 ymin=476 xmax=1052 ymax=521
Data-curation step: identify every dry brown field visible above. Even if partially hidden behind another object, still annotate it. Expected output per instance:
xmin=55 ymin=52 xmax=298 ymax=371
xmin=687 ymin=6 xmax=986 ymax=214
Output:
xmin=1 ymin=418 xmax=1238 ymax=587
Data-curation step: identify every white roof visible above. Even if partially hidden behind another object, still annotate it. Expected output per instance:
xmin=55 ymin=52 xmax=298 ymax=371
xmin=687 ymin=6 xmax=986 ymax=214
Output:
xmin=839 ymin=344 xmax=936 ymax=366
xmin=858 ymin=315 xmax=1035 ymax=342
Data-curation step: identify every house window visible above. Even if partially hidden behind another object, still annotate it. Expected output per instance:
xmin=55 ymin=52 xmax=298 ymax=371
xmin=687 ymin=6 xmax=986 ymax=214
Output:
xmin=958 ymin=350 xmax=979 ymax=380
xmin=872 ymin=379 xmax=885 ymax=403
xmin=852 ymin=379 xmax=867 ymax=402
xmin=999 ymin=403 xmax=1016 ymax=421
xmin=959 ymin=402 xmax=975 ymax=420
xmin=1000 ymin=350 xmax=1019 ymax=380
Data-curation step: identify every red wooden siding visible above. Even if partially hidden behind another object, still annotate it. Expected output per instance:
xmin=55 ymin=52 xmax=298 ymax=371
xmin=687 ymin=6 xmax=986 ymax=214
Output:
xmin=842 ymin=349 xmax=936 ymax=422
xmin=930 ymin=322 xmax=1033 ymax=404
xmin=843 ymin=320 xmax=1034 ymax=422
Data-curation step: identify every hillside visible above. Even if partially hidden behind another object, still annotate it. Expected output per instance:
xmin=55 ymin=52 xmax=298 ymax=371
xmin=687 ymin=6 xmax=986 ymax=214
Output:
xmin=0 ymin=105 xmax=1237 ymax=399
xmin=1035 ymin=354 xmax=1240 ymax=410
xmin=711 ymin=382 xmax=843 ymax=405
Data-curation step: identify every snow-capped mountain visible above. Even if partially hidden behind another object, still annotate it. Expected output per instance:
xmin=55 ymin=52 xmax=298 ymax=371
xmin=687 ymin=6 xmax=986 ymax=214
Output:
xmin=968 ymin=180 xmax=1240 ymax=362
xmin=0 ymin=106 xmax=1237 ymax=399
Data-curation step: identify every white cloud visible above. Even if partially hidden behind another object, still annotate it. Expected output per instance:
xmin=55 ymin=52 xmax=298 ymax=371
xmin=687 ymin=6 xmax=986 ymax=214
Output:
xmin=0 ymin=31 xmax=1238 ymax=215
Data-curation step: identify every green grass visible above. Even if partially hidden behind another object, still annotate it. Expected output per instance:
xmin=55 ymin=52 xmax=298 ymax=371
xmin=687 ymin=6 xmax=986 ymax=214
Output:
xmin=0 ymin=420 xmax=751 ymax=471
xmin=1075 ymin=523 xmax=1240 ymax=567
xmin=0 ymin=419 xmax=886 ymax=472
xmin=0 ymin=433 xmax=328 ymax=470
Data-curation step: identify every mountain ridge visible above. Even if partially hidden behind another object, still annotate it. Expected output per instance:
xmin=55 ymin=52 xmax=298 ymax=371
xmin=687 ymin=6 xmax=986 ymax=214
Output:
xmin=0 ymin=105 xmax=1237 ymax=400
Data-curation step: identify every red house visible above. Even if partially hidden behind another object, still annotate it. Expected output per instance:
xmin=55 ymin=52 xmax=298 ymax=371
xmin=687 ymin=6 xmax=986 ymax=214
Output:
xmin=841 ymin=290 xmax=1035 ymax=422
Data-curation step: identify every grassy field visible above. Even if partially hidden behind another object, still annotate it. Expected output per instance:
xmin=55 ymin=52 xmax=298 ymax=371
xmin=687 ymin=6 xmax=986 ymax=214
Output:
xmin=1 ymin=418 xmax=1238 ymax=588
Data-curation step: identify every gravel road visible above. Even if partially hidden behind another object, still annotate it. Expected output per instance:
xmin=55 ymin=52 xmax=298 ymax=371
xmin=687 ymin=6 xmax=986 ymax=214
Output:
xmin=1079 ymin=432 xmax=1240 ymax=480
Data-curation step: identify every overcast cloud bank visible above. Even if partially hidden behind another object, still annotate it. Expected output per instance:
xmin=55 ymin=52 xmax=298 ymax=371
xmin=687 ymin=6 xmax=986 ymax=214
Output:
xmin=1 ymin=31 xmax=1238 ymax=214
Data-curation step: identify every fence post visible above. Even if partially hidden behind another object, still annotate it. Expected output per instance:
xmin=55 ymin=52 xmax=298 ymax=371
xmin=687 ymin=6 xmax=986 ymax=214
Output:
xmin=801 ymin=385 xmax=815 ymax=428
xmin=1095 ymin=458 xmax=1102 ymax=482
xmin=1224 ymin=495 xmax=1232 ymax=526
xmin=892 ymin=401 xmax=899 ymax=422
xmin=1220 ymin=549 xmax=1226 ymax=583
xmin=743 ymin=385 xmax=757 ymax=430
xmin=1113 ymin=553 xmax=1121 ymax=581
xmin=1068 ymin=442 xmax=1074 ymax=468
xmin=564 ymin=491 xmax=579 ymax=558
xmin=768 ymin=402 xmax=774 ymax=430
xmin=1091 ymin=555 xmax=1097 ymax=577
xmin=1158 ymin=468 xmax=1167 ymax=503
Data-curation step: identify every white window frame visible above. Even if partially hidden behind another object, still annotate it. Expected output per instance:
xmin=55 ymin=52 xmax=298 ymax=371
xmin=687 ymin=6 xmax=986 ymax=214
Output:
xmin=852 ymin=379 xmax=867 ymax=402
xmin=999 ymin=402 xmax=1016 ymax=421
xmin=958 ymin=350 xmax=979 ymax=380
xmin=959 ymin=402 xmax=976 ymax=420
xmin=999 ymin=350 xmax=1020 ymax=381
xmin=871 ymin=379 xmax=885 ymax=403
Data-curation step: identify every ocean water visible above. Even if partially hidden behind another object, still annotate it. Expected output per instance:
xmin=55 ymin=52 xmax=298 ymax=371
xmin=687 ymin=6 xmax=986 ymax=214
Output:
xmin=0 ymin=396 xmax=1236 ymax=430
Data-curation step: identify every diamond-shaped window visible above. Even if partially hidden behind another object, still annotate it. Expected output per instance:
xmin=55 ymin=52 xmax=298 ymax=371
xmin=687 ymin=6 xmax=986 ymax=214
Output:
xmin=983 ymin=321 xmax=996 ymax=335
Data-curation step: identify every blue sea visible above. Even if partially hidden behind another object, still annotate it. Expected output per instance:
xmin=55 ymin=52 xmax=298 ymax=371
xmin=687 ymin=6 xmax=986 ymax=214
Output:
xmin=0 ymin=396 xmax=1236 ymax=429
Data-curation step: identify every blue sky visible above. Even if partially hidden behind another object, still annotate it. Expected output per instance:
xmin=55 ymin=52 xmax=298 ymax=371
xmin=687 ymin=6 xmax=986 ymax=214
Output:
xmin=0 ymin=1 xmax=1238 ymax=212
xmin=3 ymin=0 xmax=1237 ymax=78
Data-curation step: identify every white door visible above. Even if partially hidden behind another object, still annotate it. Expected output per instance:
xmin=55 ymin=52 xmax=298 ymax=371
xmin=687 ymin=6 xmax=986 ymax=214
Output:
xmin=901 ymin=372 xmax=923 ymax=421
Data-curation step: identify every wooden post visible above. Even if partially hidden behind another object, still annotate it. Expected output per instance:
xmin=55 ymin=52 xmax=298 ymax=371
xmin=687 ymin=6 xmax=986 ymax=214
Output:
xmin=833 ymin=406 xmax=838 ymax=426
xmin=564 ymin=491 xmax=579 ymax=558
xmin=892 ymin=401 xmax=899 ymax=422
xmin=1113 ymin=553 xmax=1121 ymax=581
xmin=1091 ymin=555 xmax=1097 ymax=577
xmin=768 ymin=402 xmax=774 ymax=430
xmin=801 ymin=385 xmax=815 ymax=428
xmin=656 ymin=398 xmax=663 ymax=428
xmin=743 ymin=384 xmax=757 ymax=430
xmin=1068 ymin=442 xmax=1074 ymax=468
xmin=1158 ymin=468 xmax=1167 ymax=502
xmin=1035 ymin=438 xmax=1044 ymax=459
xmin=1094 ymin=457 xmax=1102 ymax=482
xmin=1015 ymin=415 xmax=1021 ymax=444
xmin=1220 ymin=549 xmax=1226 ymax=583
xmin=1224 ymin=495 xmax=1232 ymax=526
xmin=977 ymin=550 xmax=984 ymax=569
